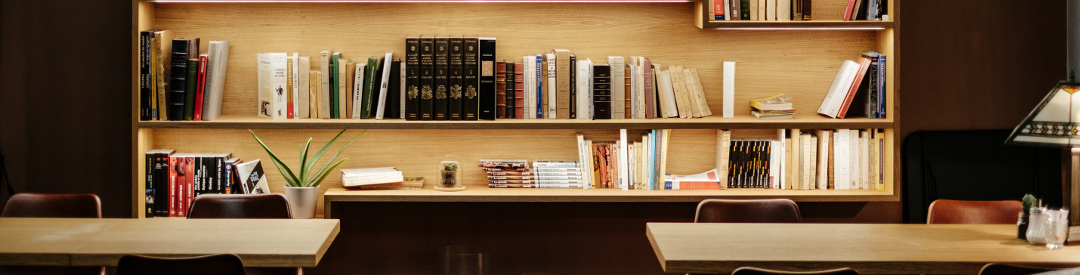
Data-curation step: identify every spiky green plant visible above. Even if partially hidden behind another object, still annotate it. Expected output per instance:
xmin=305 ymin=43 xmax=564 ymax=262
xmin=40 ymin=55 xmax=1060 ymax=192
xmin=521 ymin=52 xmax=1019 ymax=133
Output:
xmin=250 ymin=129 xmax=366 ymax=187
xmin=1022 ymin=194 xmax=1036 ymax=214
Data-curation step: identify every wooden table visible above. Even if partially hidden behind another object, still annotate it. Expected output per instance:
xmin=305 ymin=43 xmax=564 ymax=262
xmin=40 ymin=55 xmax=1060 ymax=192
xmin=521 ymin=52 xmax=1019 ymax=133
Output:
xmin=646 ymin=223 xmax=1080 ymax=274
xmin=0 ymin=218 xmax=339 ymax=267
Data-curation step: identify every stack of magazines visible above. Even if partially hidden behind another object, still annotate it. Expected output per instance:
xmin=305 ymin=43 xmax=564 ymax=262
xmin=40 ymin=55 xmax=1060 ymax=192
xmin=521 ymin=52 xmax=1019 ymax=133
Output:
xmin=479 ymin=159 xmax=584 ymax=188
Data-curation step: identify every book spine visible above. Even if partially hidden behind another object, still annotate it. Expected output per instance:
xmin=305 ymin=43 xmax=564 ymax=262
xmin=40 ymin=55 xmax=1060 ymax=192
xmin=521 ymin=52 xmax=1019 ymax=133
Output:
xmin=203 ymin=41 xmax=229 ymax=121
xmin=376 ymin=53 xmax=394 ymax=120
xmin=555 ymin=50 xmax=571 ymax=119
xmin=506 ymin=62 xmax=516 ymax=119
xmin=877 ymin=54 xmax=886 ymax=118
xmin=194 ymin=55 xmax=208 ymax=121
xmin=352 ymin=62 xmax=365 ymax=118
xmin=462 ymin=37 xmax=480 ymax=120
xmin=319 ymin=50 xmax=331 ymax=118
xmin=514 ymin=62 xmax=525 ymax=119
xmin=389 ymin=59 xmax=402 ymax=119
xmin=478 ymin=37 xmax=497 ymax=120
xmin=364 ymin=57 xmax=380 ymax=119
xmin=568 ymin=55 xmax=576 ymax=119
xmin=140 ymin=31 xmax=151 ymax=121
xmin=448 ymin=37 xmax=464 ymax=120
xmin=168 ymin=155 xmax=179 ymax=216
xmin=608 ymin=56 xmax=625 ymax=120
xmin=144 ymin=151 xmax=155 ymax=217
xmin=287 ymin=56 xmax=296 ymax=119
xmin=434 ymin=37 xmax=449 ymax=120
xmin=535 ymin=55 xmax=544 ymax=119
xmin=713 ymin=0 xmax=726 ymax=20
xmin=184 ymin=58 xmax=198 ymax=120
xmin=592 ymin=64 xmax=611 ymax=119
xmin=420 ymin=37 xmax=435 ymax=120
xmin=643 ymin=58 xmax=655 ymax=119
xmin=169 ymin=39 xmax=190 ymax=121
xmin=405 ymin=38 xmax=420 ymax=120
xmin=722 ymin=61 xmax=735 ymax=118
xmin=496 ymin=61 xmax=507 ymax=118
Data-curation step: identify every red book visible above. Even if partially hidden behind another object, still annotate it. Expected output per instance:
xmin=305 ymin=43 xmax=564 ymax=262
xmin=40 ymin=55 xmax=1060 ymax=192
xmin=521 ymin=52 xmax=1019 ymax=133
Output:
xmin=193 ymin=55 xmax=208 ymax=121
xmin=495 ymin=61 xmax=507 ymax=118
xmin=184 ymin=155 xmax=195 ymax=217
xmin=514 ymin=62 xmax=524 ymax=119
xmin=843 ymin=0 xmax=858 ymax=21
xmin=836 ymin=56 xmax=872 ymax=119
xmin=168 ymin=155 xmax=180 ymax=217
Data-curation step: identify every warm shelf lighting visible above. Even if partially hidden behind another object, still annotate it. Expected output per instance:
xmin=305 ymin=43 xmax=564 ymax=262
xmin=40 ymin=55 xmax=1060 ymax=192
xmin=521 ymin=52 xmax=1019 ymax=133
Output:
xmin=712 ymin=27 xmax=886 ymax=31
xmin=150 ymin=0 xmax=693 ymax=3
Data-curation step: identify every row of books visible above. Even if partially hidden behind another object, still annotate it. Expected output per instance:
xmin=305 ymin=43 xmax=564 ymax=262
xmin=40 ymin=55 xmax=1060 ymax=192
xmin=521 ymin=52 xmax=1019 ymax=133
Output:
xmin=257 ymin=51 xmax=402 ymax=120
xmin=711 ymin=0 xmax=886 ymax=21
xmin=479 ymin=160 xmax=585 ymax=188
xmin=715 ymin=128 xmax=886 ymax=190
xmin=138 ymin=30 xmax=231 ymax=121
xmin=144 ymin=149 xmax=269 ymax=217
xmin=817 ymin=51 xmax=887 ymax=119
xmin=576 ymin=129 xmax=678 ymax=190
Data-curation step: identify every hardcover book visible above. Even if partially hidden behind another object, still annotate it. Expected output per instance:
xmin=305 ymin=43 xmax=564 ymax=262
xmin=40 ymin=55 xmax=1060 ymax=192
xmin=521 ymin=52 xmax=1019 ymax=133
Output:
xmin=168 ymin=38 xmax=193 ymax=120
xmin=546 ymin=52 xmax=556 ymax=118
xmin=514 ymin=62 xmax=525 ymax=119
xmin=405 ymin=37 xmax=420 ymax=120
xmin=434 ymin=37 xmax=449 ymax=120
xmin=362 ymin=56 xmax=380 ymax=119
xmin=376 ymin=52 xmax=394 ymax=120
xmin=183 ymin=58 xmax=199 ymax=120
xmin=201 ymin=39 xmax=228 ymax=120
xmin=569 ymin=55 xmax=576 ymax=119
xmin=505 ymin=62 xmax=516 ymax=118
xmin=319 ymin=50 xmax=332 ymax=119
xmin=555 ymin=49 xmax=572 ymax=119
xmin=420 ymin=36 xmax=435 ymax=120
xmin=193 ymin=55 xmax=208 ymax=121
xmin=151 ymin=30 xmax=175 ymax=120
xmin=592 ymin=64 xmax=611 ymax=119
xmin=448 ymin=37 xmax=464 ymax=120
xmin=608 ymin=56 xmax=625 ymax=120
xmin=495 ymin=61 xmax=507 ymax=118
xmin=478 ymin=37 xmax=497 ymax=120
xmin=462 ymin=37 xmax=480 ymax=120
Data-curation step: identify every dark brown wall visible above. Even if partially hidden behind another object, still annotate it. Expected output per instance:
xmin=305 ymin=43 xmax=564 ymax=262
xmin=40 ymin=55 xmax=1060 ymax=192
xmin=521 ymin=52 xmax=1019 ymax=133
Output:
xmin=0 ymin=0 xmax=132 ymax=217
xmin=0 ymin=0 xmax=1068 ymax=226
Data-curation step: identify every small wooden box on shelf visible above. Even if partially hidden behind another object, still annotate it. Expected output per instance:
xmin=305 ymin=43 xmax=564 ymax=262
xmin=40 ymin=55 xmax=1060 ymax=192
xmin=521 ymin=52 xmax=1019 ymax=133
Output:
xmin=131 ymin=0 xmax=898 ymax=218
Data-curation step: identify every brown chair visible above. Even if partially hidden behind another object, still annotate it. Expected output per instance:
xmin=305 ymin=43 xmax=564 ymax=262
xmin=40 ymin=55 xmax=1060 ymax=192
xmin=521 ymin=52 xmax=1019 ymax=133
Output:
xmin=694 ymin=198 xmax=802 ymax=223
xmin=978 ymin=263 xmax=1061 ymax=275
xmin=188 ymin=194 xmax=299 ymax=275
xmin=732 ymin=267 xmax=858 ymax=275
xmin=117 ymin=254 xmax=246 ymax=275
xmin=1 ymin=193 xmax=102 ymax=218
xmin=926 ymin=199 xmax=1022 ymax=224
xmin=0 ymin=193 xmax=104 ymax=275
xmin=187 ymin=193 xmax=291 ymax=219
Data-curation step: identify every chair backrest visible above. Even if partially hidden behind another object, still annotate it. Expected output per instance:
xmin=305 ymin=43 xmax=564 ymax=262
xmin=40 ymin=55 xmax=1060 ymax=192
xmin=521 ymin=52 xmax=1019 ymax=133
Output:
xmin=978 ymin=263 xmax=1060 ymax=275
xmin=116 ymin=254 xmax=246 ymax=275
xmin=1 ymin=193 xmax=102 ymax=218
xmin=732 ymin=267 xmax=858 ymax=275
xmin=926 ymin=199 xmax=1022 ymax=224
xmin=694 ymin=199 xmax=801 ymax=223
xmin=187 ymin=194 xmax=291 ymax=219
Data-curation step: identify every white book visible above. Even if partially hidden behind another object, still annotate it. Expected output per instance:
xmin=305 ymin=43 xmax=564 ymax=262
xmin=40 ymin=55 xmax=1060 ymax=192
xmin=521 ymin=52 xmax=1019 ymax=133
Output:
xmin=619 ymin=129 xmax=630 ymax=190
xmin=777 ymin=129 xmax=786 ymax=189
xmin=576 ymin=134 xmax=592 ymax=189
xmin=722 ymin=61 xmax=736 ymax=118
xmin=608 ymin=56 xmax=625 ymax=120
xmin=716 ymin=129 xmax=732 ymax=188
xmin=376 ymin=52 xmax=394 ymax=120
xmin=236 ymin=159 xmax=270 ymax=195
xmin=298 ymin=56 xmax=310 ymax=119
xmin=635 ymin=57 xmax=647 ymax=119
xmin=351 ymin=64 xmax=365 ymax=119
xmin=859 ymin=130 xmax=870 ymax=189
xmin=770 ymin=140 xmax=781 ymax=189
xmin=575 ymin=59 xmax=593 ymax=120
xmin=546 ymin=52 xmax=557 ymax=119
xmin=685 ymin=68 xmax=712 ymax=117
xmin=291 ymin=53 xmax=300 ymax=119
xmin=336 ymin=54 xmax=347 ymax=120
xmin=818 ymin=60 xmax=860 ymax=118
xmin=766 ymin=0 xmax=777 ymax=21
xmin=809 ymin=135 xmax=818 ymax=189
xmin=523 ymin=55 xmax=535 ymax=119
xmin=202 ymin=40 xmax=229 ymax=121
xmin=816 ymin=129 xmax=830 ymax=189
xmin=832 ymin=129 xmax=850 ymax=189
xmin=777 ymin=0 xmax=791 ymax=21
xmin=750 ymin=0 xmax=759 ymax=21
xmin=800 ymin=133 xmax=812 ymax=190
xmin=849 ymin=129 xmax=860 ymax=189
xmin=319 ymin=50 xmax=332 ymax=118
xmin=269 ymin=53 xmax=288 ymax=119
xmin=642 ymin=133 xmax=652 ymax=190
xmin=256 ymin=53 xmax=273 ymax=117
xmin=668 ymin=65 xmax=691 ymax=118
xmin=399 ymin=61 xmax=407 ymax=119
xmin=655 ymin=66 xmax=678 ymax=118
xmin=628 ymin=56 xmax=639 ymax=119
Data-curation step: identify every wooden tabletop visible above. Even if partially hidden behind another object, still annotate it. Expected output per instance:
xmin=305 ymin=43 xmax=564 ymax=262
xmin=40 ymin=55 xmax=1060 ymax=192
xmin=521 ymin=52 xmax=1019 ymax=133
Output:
xmin=646 ymin=223 xmax=1080 ymax=274
xmin=0 ymin=218 xmax=339 ymax=267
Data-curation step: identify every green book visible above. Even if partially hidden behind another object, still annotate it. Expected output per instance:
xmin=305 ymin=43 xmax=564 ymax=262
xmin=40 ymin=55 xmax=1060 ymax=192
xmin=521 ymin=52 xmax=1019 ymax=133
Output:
xmin=183 ymin=58 xmax=198 ymax=120
xmin=331 ymin=52 xmax=341 ymax=118
xmin=361 ymin=57 xmax=379 ymax=119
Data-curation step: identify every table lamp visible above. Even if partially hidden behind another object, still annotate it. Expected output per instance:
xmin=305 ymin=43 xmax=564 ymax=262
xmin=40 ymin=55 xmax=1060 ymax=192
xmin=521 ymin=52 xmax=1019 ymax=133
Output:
xmin=1007 ymin=80 xmax=1080 ymax=225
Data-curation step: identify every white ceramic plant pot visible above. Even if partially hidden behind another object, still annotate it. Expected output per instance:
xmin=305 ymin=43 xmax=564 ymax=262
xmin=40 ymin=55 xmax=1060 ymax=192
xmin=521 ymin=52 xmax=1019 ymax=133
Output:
xmin=284 ymin=185 xmax=319 ymax=219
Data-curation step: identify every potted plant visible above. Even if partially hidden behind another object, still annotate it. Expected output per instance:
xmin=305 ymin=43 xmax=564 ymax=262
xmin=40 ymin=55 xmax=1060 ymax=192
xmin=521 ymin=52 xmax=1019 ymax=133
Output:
xmin=251 ymin=129 xmax=365 ymax=218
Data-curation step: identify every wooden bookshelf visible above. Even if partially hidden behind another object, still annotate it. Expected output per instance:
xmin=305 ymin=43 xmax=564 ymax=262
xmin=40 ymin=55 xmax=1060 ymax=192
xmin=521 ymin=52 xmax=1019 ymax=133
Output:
xmin=131 ymin=0 xmax=900 ymax=218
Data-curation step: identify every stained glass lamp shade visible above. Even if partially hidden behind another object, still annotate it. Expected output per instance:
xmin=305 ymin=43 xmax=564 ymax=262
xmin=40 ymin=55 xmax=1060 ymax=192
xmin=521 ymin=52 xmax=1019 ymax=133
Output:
xmin=1007 ymin=81 xmax=1080 ymax=146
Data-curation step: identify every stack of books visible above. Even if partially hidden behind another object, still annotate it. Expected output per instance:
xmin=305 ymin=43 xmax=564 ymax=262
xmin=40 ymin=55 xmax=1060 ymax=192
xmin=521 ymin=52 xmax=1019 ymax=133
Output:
xmin=341 ymin=167 xmax=422 ymax=190
xmin=751 ymin=94 xmax=795 ymax=119
xmin=479 ymin=159 xmax=584 ymax=188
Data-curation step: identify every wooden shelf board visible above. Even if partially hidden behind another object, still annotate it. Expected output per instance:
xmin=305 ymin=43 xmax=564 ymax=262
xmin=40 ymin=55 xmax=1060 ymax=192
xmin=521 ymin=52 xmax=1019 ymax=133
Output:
xmin=140 ymin=115 xmax=894 ymax=130
xmin=323 ymin=186 xmax=896 ymax=203
xmin=699 ymin=20 xmax=894 ymax=29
